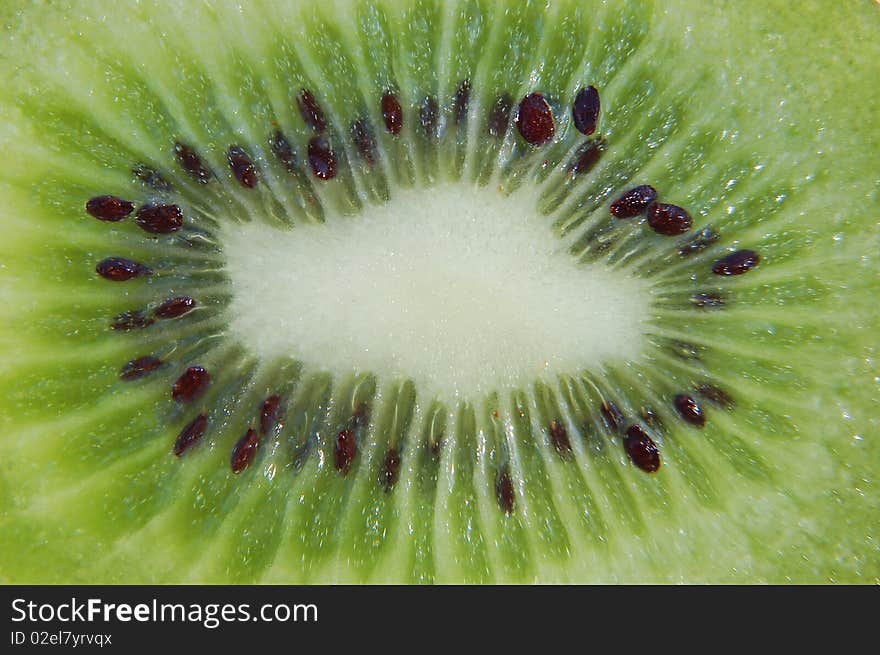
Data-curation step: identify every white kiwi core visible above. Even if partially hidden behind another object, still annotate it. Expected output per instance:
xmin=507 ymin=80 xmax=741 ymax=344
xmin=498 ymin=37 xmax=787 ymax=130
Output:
xmin=223 ymin=184 xmax=651 ymax=402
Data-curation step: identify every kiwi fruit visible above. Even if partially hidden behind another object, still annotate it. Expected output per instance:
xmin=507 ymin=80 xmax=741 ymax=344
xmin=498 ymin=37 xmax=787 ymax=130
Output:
xmin=0 ymin=0 xmax=877 ymax=584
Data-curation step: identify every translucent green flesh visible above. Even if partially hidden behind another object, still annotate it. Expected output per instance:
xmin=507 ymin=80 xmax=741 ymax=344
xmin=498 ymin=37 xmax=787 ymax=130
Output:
xmin=0 ymin=0 xmax=877 ymax=583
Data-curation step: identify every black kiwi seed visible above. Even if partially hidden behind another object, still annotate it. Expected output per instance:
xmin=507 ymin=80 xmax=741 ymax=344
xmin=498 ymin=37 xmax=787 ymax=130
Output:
xmin=572 ymin=85 xmax=600 ymax=135
xmin=351 ymin=118 xmax=377 ymax=164
xmin=297 ymin=89 xmax=327 ymax=132
xmin=419 ymin=95 xmax=439 ymax=139
xmin=259 ymin=395 xmax=282 ymax=436
xmin=430 ymin=437 xmax=443 ymax=460
xmin=112 ymin=310 xmax=154 ymax=331
xmin=227 ymin=145 xmax=258 ymax=188
xmin=495 ymin=467 xmax=516 ymax=515
xmin=487 ymin=92 xmax=513 ymax=137
xmin=673 ymin=394 xmax=706 ymax=427
xmin=119 ymin=355 xmax=163 ymax=381
xmin=335 ymin=428 xmax=356 ymax=473
xmin=381 ymin=91 xmax=403 ymax=135
xmin=380 ymin=447 xmax=401 ymax=492
xmin=452 ymin=79 xmax=470 ymax=124
xmin=307 ymin=135 xmax=337 ymax=180
xmin=610 ymin=185 xmax=657 ymax=218
xmin=96 ymin=257 xmax=151 ymax=281
xmin=135 ymin=203 xmax=184 ymax=234
xmin=269 ymin=130 xmax=298 ymax=173
xmin=695 ymin=383 xmax=734 ymax=408
xmin=712 ymin=249 xmax=761 ymax=275
xmin=600 ymin=400 xmax=625 ymax=433
xmin=678 ymin=226 xmax=720 ymax=257
xmin=623 ymin=425 xmax=661 ymax=473
xmin=516 ymin=92 xmax=556 ymax=146
xmin=154 ymin=296 xmax=196 ymax=319
xmin=646 ymin=202 xmax=693 ymax=236
xmin=173 ymin=142 xmax=213 ymax=184
xmin=568 ymin=138 xmax=605 ymax=176
xmin=86 ymin=195 xmax=134 ymax=221
xmin=548 ymin=419 xmax=573 ymax=459
xmin=174 ymin=412 xmax=208 ymax=457
xmin=132 ymin=164 xmax=173 ymax=192
xmin=171 ymin=366 xmax=211 ymax=403
xmin=691 ymin=291 xmax=725 ymax=308
xmin=231 ymin=428 xmax=261 ymax=474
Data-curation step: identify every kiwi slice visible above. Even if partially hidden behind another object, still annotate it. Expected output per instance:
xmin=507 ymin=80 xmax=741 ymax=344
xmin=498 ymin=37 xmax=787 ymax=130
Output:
xmin=0 ymin=0 xmax=877 ymax=584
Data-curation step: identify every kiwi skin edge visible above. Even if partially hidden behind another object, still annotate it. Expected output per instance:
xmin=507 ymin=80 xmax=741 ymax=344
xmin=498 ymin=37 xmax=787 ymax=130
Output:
xmin=0 ymin=0 xmax=877 ymax=584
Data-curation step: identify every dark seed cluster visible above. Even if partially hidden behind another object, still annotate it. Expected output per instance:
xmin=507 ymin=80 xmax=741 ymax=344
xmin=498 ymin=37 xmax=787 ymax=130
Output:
xmin=610 ymin=186 xmax=691 ymax=235
xmin=86 ymin=78 xmax=761 ymax=510
xmin=176 ymin=393 xmax=283 ymax=470
xmin=596 ymin=401 xmax=664 ymax=472
xmin=607 ymin=182 xmax=760 ymax=278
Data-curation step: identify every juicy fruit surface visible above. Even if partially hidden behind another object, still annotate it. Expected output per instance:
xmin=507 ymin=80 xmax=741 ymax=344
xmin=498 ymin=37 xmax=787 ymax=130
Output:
xmin=0 ymin=0 xmax=878 ymax=583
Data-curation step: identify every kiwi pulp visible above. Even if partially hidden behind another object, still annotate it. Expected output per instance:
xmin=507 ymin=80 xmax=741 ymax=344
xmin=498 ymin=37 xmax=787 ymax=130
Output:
xmin=0 ymin=0 xmax=877 ymax=583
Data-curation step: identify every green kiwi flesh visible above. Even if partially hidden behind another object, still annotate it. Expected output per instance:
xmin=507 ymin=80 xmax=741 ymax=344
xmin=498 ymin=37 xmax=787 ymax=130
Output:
xmin=0 ymin=0 xmax=877 ymax=583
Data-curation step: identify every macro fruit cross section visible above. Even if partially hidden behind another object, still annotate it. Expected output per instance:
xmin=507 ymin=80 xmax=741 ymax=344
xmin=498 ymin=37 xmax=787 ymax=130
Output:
xmin=0 ymin=0 xmax=877 ymax=584
xmin=95 ymin=79 xmax=761 ymax=476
